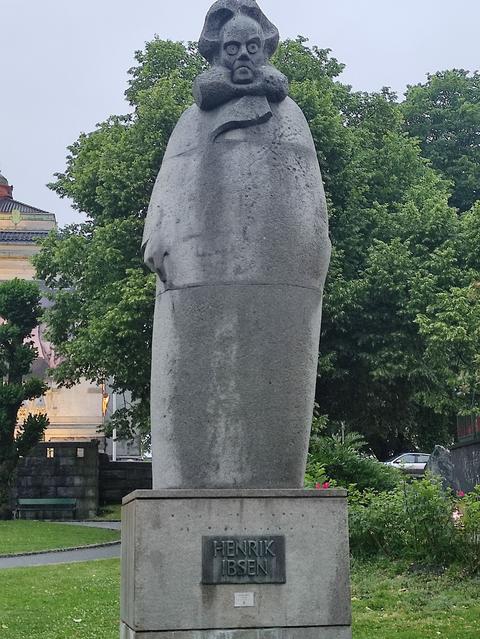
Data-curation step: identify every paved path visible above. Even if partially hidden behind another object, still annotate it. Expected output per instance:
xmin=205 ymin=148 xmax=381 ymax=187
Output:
xmin=0 ymin=520 xmax=121 ymax=569
xmin=54 ymin=520 xmax=121 ymax=530
xmin=0 ymin=542 xmax=120 ymax=569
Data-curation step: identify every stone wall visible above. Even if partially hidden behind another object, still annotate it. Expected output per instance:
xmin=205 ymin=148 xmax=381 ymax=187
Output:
xmin=99 ymin=455 xmax=152 ymax=504
xmin=15 ymin=441 xmax=99 ymax=519
xmin=451 ymin=441 xmax=480 ymax=493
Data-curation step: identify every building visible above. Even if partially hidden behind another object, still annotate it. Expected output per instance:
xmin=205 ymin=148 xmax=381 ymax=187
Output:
xmin=0 ymin=173 xmax=55 ymax=278
xmin=0 ymin=172 xmax=105 ymax=443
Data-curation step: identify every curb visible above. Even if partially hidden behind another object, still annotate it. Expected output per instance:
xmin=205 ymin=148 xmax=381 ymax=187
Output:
xmin=82 ymin=520 xmax=121 ymax=523
xmin=49 ymin=520 xmax=121 ymax=527
xmin=0 ymin=540 xmax=121 ymax=559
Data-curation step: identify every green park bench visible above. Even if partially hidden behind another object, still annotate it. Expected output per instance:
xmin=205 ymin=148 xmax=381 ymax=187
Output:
xmin=15 ymin=498 xmax=77 ymax=520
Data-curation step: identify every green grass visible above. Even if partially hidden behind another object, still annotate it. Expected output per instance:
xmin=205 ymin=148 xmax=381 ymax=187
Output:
xmin=0 ymin=559 xmax=119 ymax=639
xmin=0 ymin=521 xmax=120 ymax=556
xmin=0 ymin=559 xmax=479 ymax=638
xmin=352 ymin=560 xmax=480 ymax=638
xmin=94 ymin=504 xmax=122 ymax=521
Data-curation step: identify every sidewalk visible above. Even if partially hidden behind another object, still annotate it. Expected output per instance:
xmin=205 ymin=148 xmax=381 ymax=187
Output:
xmin=0 ymin=542 xmax=120 ymax=569
xmin=0 ymin=520 xmax=121 ymax=569
xmin=53 ymin=520 xmax=121 ymax=530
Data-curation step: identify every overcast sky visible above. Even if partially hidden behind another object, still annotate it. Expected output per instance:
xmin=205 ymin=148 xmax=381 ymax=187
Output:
xmin=1 ymin=0 xmax=478 ymax=227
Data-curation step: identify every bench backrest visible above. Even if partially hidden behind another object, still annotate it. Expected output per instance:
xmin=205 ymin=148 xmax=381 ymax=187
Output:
xmin=18 ymin=498 xmax=76 ymax=506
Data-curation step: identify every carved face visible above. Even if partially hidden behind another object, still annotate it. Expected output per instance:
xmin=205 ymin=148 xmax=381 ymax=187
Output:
xmin=220 ymin=15 xmax=266 ymax=84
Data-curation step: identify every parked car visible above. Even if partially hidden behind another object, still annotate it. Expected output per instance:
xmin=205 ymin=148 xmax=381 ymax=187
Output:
xmin=382 ymin=452 xmax=430 ymax=476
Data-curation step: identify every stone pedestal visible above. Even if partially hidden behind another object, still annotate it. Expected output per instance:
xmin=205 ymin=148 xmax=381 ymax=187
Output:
xmin=120 ymin=489 xmax=352 ymax=639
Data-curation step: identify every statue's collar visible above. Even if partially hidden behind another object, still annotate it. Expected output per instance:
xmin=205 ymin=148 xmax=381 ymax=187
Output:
xmin=208 ymin=95 xmax=272 ymax=140
xmin=193 ymin=64 xmax=288 ymax=139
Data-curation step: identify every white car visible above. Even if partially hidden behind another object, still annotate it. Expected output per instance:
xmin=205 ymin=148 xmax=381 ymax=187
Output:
xmin=383 ymin=452 xmax=430 ymax=476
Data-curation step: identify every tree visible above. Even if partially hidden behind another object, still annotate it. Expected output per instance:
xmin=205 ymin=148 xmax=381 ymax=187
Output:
xmin=402 ymin=70 xmax=480 ymax=212
xmin=415 ymin=202 xmax=480 ymax=418
xmin=34 ymin=40 xmax=206 ymax=438
xmin=0 ymin=279 xmax=49 ymax=519
xmin=35 ymin=38 xmax=480 ymax=456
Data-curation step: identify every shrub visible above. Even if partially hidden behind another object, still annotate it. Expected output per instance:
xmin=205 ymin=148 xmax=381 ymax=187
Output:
xmin=402 ymin=475 xmax=457 ymax=565
xmin=304 ymin=458 xmax=331 ymax=489
xmin=349 ymin=475 xmax=457 ymax=566
xmin=456 ymin=486 xmax=480 ymax=574
xmin=349 ymin=487 xmax=405 ymax=558
xmin=309 ymin=432 xmax=401 ymax=492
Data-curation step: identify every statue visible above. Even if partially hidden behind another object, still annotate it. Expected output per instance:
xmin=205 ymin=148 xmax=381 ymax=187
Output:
xmin=142 ymin=0 xmax=331 ymax=489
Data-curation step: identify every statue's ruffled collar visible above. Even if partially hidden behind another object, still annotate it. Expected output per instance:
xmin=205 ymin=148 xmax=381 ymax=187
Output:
xmin=193 ymin=65 xmax=289 ymax=139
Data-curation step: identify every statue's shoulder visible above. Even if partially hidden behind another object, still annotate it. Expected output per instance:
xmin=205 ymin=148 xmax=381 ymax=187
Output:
xmin=271 ymin=97 xmax=315 ymax=146
xmin=164 ymin=104 xmax=203 ymax=159
xmin=176 ymin=103 xmax=201 ymax=127
xmin=275 ymin=96 xmax=310 ymax=126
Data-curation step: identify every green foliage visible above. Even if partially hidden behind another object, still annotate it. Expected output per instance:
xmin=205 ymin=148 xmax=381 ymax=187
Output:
xmin=309 ymin=431 xmax=401 ymax=492
xmin=401 ymin=475 xmax=457 ymax=563
xmin=349 ymin=487 xmax=406 ymax=558
xmin=15 ymin=414 xmax=50 ymax=458
xmin=125 ymin=38 xmax=206 ymax=105
xmin=272 ymin=37 xmax=345 ymax=82
xmin=304 ymin=458 xmax=330 ymax=489
xmin=456 ymin=486 xmax=480 ymax=574
xmin=416 ymin=282 xmax=480 ymax=415
xmin=35 ymin=220 xmax=155 ymax=438
xmin=34 ymin=40 xmax=201 ymax=437
xmin=403 ymin=70 xmax=480 ymax=212
xmin=349 ymin=476 xmax=464 ymax=567
xmin=317 ymin=133 xmax=468 ymax=456
xmin=0 ymin=279 xmax=48 ymax=519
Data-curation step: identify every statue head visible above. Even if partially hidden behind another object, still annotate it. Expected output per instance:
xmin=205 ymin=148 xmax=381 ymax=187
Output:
xmin=219 ymin=15 xmax=266 ymax=84
xmin=195 ymin=0 xmax=288 ymax=112
xmin=199 ymin=0 xmax=279 ymax=83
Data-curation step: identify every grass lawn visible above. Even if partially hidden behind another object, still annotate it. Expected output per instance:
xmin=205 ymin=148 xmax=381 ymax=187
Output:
xmin=0 ymin=559 xmax=119 ymax=639
xmin=94 ymin=504 xmax=122 ymax=521
xmin=0 ymin=559 xmax=479 ymax=638
xmin=352 ymin=560 xmax=480 ymax=638
xmin=0 ymin=521 xmax=120 ymax=556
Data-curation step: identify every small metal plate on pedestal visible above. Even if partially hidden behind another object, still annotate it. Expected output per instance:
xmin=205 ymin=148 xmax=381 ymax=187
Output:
xmin=202 ymin=535 xmax=286 ymax=584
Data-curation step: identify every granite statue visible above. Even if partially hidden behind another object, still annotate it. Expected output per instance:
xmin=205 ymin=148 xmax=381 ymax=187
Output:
xmin=142 ymin=0 xmax=331 ymax=489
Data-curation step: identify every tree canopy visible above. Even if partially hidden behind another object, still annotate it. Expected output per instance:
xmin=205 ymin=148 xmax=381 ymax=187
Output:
xmin=402 ymin=70 xmax=480 ymax=213
xmin=34 ymin=38 xmax=480 ymax=457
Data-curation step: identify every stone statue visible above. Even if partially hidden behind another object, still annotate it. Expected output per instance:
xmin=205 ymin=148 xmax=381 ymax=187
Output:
xmin=142 ymin=0 xmax=331 ymax=489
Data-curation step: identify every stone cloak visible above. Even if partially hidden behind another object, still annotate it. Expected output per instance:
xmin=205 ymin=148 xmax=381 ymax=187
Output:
xmin=143 ymin=95 xmax=331 ymax=489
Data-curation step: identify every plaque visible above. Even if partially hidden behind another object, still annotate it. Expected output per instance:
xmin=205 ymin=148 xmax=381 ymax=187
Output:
xmin=202 ymin=535 xmax=286 ymax=584
xmin=234 ymin=592 xmax=255 ymax=607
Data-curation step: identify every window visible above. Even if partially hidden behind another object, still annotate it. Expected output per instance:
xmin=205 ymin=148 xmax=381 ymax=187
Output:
xmin=76 ymin=447 xmax=85 ymax=459
xmin=46 ymin=447 xmax=55 ymax=459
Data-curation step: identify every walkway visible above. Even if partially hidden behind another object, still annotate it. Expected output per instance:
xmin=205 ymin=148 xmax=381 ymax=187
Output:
xmin=55 ymin=520 xmax=121 ymax=530
xmin=0 ymin=520 xmax=121 ymax=569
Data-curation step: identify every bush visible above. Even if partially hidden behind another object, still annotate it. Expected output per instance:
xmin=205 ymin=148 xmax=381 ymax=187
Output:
xmin=456 ymin=486 xmax=480 ymax=574
xmin=349 ymin=487 xmax=406 ymax=559
xmin=309 ymin=432 xmax=401 ymax=492
xmin=304 ymin=459 xmax=331 ymax=489
xmin=349 ymin=475 xmax=459 ymax=566
xmin=403 ymin=475 xmax=457 ymax=564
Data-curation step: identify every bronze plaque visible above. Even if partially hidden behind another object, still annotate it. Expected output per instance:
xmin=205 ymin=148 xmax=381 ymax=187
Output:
xmin=202 ymin=535 xmax=286 ymax=584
